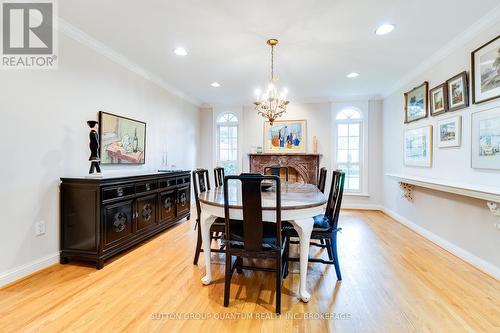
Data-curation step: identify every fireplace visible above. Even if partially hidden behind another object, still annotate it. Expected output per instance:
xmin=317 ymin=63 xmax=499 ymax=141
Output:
xmin=248 ymin=153 xmax=321 ymax=184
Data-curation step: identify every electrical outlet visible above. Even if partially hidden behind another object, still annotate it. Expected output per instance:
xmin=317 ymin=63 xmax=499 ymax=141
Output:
xmin=35 ymin=220 xmax=46 ymax=236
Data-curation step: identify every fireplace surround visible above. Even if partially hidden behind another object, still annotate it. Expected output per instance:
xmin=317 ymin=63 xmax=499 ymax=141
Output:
xmin=249 ymin=153 xmax=321 ymax=184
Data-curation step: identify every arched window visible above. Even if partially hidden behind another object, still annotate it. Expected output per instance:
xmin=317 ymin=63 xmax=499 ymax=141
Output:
xmin=335 ymin=108 xmax=363 ymax=192
xmin=216 ymin=113 xmax=238 ymax=175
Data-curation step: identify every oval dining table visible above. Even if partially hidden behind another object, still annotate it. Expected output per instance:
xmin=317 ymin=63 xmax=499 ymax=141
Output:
xmin=198 ymin=181 xmax=327 ymax=302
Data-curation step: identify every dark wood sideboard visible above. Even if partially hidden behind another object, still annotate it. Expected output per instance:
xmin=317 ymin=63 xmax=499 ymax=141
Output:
xmin=60 ymin=171 xmax=191 ymax=269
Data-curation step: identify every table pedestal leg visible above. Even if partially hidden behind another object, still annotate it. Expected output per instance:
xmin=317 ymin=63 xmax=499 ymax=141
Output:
xmin=200 ymin=212 xmax=217 ymax=285
xmin=289 ymin=218 xmax=314 ymax=302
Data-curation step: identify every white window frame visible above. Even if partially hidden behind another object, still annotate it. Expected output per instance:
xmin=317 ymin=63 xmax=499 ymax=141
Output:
xmin=215 ymin=112 xmax=239 ymax=175
xmin=333 ymin=105 xmax=369 ymax=196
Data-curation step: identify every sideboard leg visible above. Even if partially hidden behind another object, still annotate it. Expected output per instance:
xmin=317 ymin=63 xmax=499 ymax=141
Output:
xmin=60 ymin=256 xmax=69 ymax=264
xmin=96 ymin=260 xmax=104 ymax=270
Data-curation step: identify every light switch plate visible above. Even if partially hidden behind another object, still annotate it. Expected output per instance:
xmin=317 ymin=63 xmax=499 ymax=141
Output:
xmin=35 ymin=220 xmax=46 ymax=236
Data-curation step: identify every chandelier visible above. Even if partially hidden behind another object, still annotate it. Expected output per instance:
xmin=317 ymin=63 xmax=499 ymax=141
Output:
xmin=254 ymin=39 xmax=289 ymax=125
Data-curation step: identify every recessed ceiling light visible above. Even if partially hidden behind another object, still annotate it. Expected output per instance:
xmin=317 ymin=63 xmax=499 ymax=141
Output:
xmin=375 ymin=24 xmax=395 ymax=35
xmin=347 ymin=72 xmax=359 ymax=78
xmin=211 ymin=82 xmax=220 ymax=87
xmin=173 ymin=47 xmax=187 ymax=56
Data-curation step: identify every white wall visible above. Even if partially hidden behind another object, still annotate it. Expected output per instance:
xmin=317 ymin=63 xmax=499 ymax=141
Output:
xmin=199 ymin=100 xmax=383 ymax=208
xmin=241 ymin=102 xmax=332 ymax=173
xmin=382 ymin=23 xmax=500 ymax=276
xmin=0 ymin=33 xmax=200 ymax=286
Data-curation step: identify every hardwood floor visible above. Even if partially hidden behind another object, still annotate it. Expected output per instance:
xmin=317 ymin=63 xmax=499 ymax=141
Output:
xmin=1 ymin=210 xmax=498 ymax=332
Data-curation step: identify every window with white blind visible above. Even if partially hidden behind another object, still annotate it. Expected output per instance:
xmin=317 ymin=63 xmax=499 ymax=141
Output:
xmin=335 ymin=108 xmax=363 ymax=192
xmin=216 ymin=113 xmax=238 ymax=175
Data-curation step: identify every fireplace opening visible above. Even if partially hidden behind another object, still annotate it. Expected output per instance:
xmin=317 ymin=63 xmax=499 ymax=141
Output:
xmin=264 ymin=166 xmax=305 ymax=183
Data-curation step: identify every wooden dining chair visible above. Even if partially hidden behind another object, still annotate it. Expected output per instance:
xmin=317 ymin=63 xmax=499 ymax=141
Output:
xmin=317 ymin=167 xmax=327 ymax=193
xmin=192 ymin=169 xmax=226 ymax=265
xmin=264 ymin=165 xmax=289 ymax=181
xmin=223 ymin=174 xmax=288 ymax=314
xmin=214 ymin=167 xmax=225 ymax=188
xmin=283 ymin=170 xmax=345 ymax=280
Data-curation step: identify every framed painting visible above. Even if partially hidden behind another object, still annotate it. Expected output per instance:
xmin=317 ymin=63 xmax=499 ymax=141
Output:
xmin=99 ymin=111 xmax=146 ymax=164
xmin=446 ymin=71 xmax=469 ymax=112
xmin=264 ymin=120 xmax=307 ymax=153
xmin=471 ymin=35 xmax=500 ymax=104
xmin=429 ymin=83 xmax=448 ymax=116
xmin=404 ymin=125 xmax=432 ymax=167
xmin=471 ymin=108 xmax=500 ymax=170
xmin=404 ymin=82 xmax=428 ymax=123
xmin=437 ymin=116 xmax=461 ymax=148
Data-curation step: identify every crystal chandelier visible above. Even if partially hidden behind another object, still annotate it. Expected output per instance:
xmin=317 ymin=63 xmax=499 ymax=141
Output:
xmin=254 ymin=39 xmax=289 ymax=125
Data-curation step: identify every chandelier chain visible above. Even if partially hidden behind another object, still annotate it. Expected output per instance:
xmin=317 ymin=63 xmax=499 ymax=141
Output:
xmin=271 ymin=44 xmax=274 ymax=80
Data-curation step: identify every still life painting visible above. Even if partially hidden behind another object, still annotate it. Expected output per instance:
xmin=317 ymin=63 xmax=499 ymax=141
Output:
xmin=472 ymin=35 xmax=500 ymax=104
xmin=99 ymin=112 xmax=146 ymax=164
xmin=447 ymin=72 xmax=469 ymax=111
xmin=471 ymin=108 xmax=500 ymax=170
xmin=437 ymin=116 xmax=461 ymax=148
xmin=264 ymin=120 xmax=306 ymax=153
xmin=404 ymin=126 xmax=432 ymax=167
xmin=404 ymin=82 xmax=428 ymax=123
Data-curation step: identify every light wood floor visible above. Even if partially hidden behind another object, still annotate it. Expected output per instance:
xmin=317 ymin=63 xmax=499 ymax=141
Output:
xmin=1 ymin=210 xmax=499 ymax=333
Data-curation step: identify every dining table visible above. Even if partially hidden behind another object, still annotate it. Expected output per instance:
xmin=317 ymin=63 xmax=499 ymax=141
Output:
xmin=197 ymin=181 xmax=327 ymax=302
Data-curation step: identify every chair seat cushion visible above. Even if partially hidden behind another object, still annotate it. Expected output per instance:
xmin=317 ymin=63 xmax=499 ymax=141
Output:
xmin=313 ymin=214 xmax=330 ymax=229
xmin=282 ymin=215 xmax=331 ymax=232
xmin=227 ymin=221 xmax=280 ymax=249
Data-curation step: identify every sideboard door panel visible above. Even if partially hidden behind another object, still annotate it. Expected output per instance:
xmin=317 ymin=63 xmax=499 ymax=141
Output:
xmin=103 ymin=199 xmax=134 ymax=246
xmin=159 ymin=190 xmax=176 ymax=223
xmin=136 ymin=194 xmax=157 ymax=232
xmin=176 ymin=186 xmax=191 ymax=217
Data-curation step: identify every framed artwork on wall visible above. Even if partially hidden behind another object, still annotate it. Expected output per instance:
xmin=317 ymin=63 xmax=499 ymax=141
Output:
xmin=263 ymin=120 xmax=307 ymax=153
xmin=99 ymin=111 xmax=146 ymax=164
xmin=471 ymin=35 xmax=500 ymax=104
xmin=404 ymin=81 xmax=428 ymax=123
xmin=471 ymin=108 xmax=500 ymax=170
xmin=446 ymin=71 xmax=469 ymax=112
xmin=429 ymin=83 xmax=448 ymax=116
xmin=437 ymin=116 xmax=461 ymax=148
xmin=404 ymin=125 xmax=433 ymax=167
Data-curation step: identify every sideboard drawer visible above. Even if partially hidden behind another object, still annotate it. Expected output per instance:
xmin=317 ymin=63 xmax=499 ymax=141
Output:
xmin=176 ymin=176 xmax=190 ymax=185
xmin=102 ymin=185 xmax=135 ymax=202
xmin=136 ymin=181 xmax=158 ymax=194
xmin=159 ymin=178 xmax=177 ymax=189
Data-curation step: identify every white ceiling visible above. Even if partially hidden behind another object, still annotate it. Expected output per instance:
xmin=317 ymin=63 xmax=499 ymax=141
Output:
xmin=60 ymin=0 xmax=499 ymax=106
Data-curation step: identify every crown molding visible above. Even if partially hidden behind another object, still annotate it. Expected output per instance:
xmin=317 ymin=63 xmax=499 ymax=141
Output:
xmin=382 ymin=4 xmax=500 ymax=98
xmin=57 ymin=18 xmax=201 ymax=107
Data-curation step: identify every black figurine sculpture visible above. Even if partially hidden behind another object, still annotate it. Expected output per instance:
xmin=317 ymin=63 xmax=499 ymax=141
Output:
xmin=87 ymin=120 xmax=101 ymax=174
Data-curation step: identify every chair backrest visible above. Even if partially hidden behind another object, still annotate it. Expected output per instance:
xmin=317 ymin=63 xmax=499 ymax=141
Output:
xmin=192 ymin=169 xmax=211 ymax=220
xmin=264 ymin=165 xmax=289 ymax=181
xmin=317 ymin=167 xmax=327 ymax=193
xmin=223 ymin=173 xmax=281 ymax=252
xmin=214 ymin=167 xmax=225 ymax=187
xmin=324 ymin=170 xmax=345 ymax=229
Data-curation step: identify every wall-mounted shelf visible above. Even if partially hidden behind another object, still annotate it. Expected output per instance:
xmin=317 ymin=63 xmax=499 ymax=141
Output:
xmin=385 ymin=173 xmax=500 ymax=230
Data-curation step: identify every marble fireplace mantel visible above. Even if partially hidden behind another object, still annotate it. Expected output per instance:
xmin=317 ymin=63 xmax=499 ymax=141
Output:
xmin=248 ymin=153 xmax=322 ymax=184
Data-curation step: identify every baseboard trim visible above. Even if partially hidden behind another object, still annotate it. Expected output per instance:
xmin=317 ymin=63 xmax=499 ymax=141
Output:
xmin=382 ymin=207 xmax=500 ymax=281
xmin=0 ymin=252 xmax=60 ymax=288
xmin=342 ymin=204 xmax=384 ymax=211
